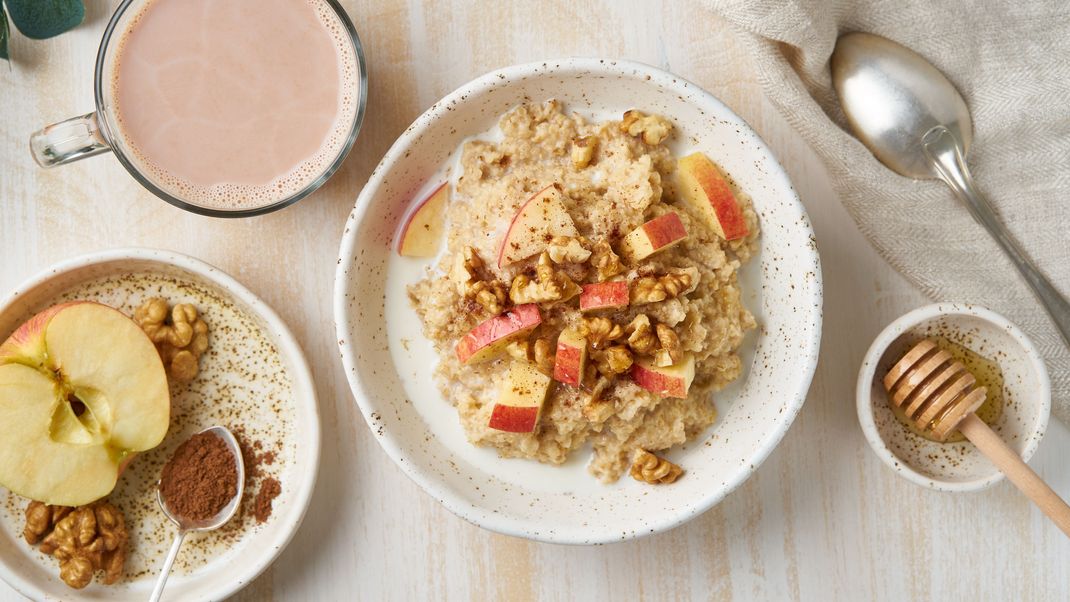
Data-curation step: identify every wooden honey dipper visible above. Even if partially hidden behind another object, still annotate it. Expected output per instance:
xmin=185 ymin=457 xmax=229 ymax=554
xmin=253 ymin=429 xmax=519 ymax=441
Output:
xmin=884 ymin=339 xmax=1070 ymax=537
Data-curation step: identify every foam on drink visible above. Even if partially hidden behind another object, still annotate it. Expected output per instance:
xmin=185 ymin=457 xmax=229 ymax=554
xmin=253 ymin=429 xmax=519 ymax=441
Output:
xmin=110 ymin=0 xmax=358 ymax=210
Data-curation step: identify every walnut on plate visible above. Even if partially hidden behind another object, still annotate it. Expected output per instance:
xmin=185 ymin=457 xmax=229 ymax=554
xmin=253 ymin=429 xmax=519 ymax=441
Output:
xmin=624 ymin=314 xmax=657 ymax=355
xmin=620 ymin=110 xmax=674 ymax=145
xmin=28 ymin=500 xmax=128 ymax=589
xmin=509 ymin=252 xmax=582 ymax=304
xmin=654 ymin=323 xmax=682 ymax=367
xmin=630 ymin=449 xmax=684 ymax=484
xmin=134 ymin=298 xmax=209 ymax=383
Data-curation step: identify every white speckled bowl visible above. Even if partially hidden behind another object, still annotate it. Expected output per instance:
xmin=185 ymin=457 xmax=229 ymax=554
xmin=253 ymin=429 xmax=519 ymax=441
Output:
xmin=335 ymin=59 xmax=822 ymax=543
xmin=0 ymin=248 xmax=319 ymax=601
xmin=857 ymin=303 xmax=1050 ymax=492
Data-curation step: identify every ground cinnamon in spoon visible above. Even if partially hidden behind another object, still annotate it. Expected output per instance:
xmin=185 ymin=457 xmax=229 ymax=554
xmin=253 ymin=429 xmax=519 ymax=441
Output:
xmin=160 ymin=432 xmax=238 ymax=521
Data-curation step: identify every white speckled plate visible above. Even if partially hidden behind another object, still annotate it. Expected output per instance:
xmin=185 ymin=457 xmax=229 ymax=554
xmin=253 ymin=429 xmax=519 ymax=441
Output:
xmin=334 ymin=59 xmax=822 ymax=544
xmin=0 ymin=248 xmax=319 ymax=600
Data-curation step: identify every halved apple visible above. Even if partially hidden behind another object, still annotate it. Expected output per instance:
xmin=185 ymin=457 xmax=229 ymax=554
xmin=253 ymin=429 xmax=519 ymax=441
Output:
xmin=677 ymin=152 xmax=748 ymax=241
xmin=0 ymin=302 xmax=170 ymax=506
xmin=488 ymin=361 xmax=552 ymax=433
xmin=619 ymin=212 xmax=688 ymax=263
xmin=497 ymin=185 xmax=579 ymax=267
xmin=630 ymin=353 xmax=695 ymax=398
xmin=397 ymin=182 xmax=448 ymax=257
xmin=579 ymin=281 xmax=630 ymax=312
xmin=552 ymin=328 xmax=587 ymax=386
xmin=455 ymin=304 xmax=542 ymax=364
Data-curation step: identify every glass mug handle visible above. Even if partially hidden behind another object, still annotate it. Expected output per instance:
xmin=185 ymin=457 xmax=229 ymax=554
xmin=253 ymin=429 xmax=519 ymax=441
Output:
xmin=29 ymin=112 xmax=111 ymax=168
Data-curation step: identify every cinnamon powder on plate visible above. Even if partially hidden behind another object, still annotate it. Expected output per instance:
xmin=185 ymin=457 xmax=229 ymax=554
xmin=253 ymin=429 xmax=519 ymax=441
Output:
xmin=160 ymin=432 xmax=238 ymax=522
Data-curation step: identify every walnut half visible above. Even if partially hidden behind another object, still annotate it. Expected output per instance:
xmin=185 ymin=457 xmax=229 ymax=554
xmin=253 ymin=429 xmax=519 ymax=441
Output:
xmin=631 ymin=267 xmax=699 ymax=305
xmin=509 ymin=252 xmax=582 ymax=304
xmin=630 ymin=449 xmax=684 ymax=484
xmin=620 ymin=110 xmax=674 ymax=145
xmin=31 ymin=500 xmax=128 ymax=589
xmin=134 ymin=298 xmax=210 ymax=383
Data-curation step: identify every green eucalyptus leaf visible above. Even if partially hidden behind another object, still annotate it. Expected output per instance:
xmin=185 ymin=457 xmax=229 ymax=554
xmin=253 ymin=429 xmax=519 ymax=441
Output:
xmin=0 ymin=9 xmax=9 ymax=61
xmin=5 ymin=0 xmax=84 ymax=40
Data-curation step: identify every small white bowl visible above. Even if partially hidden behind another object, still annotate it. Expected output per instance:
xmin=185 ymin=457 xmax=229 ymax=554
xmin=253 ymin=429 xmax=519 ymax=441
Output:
xmin=335 ymin=58 xmax=822 ymax=543
xmin=0 ymin=248 xmax=319 ymax=601
xmin=856 ymin=303 xmax=1050 ymax=492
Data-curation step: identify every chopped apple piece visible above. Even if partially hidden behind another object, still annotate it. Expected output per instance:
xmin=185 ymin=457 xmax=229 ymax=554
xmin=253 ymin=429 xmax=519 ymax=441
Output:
xmin=630 ymin=353 xmax=695 ymax=398
xmin=0 ymin=302 xmax=170 ymax=506
xmin=552 ymin=328 xmax=588 ymax=386
xmin=397 ymin=182 xmax=448 ymax=257
xmin=579 ymin=281 xmax=630 ymax=312
xmin=455 ymin=304 xmax=542 ymax=364
xmin=497 ymin=185 xmax=579 ymax=267
xmin=677 ymin=152 xmax=748 ymax=241
xmin=619 ymin=212 xmax=688 ymax=263
xmin=489 ymin=361 xmax=553 ymax=433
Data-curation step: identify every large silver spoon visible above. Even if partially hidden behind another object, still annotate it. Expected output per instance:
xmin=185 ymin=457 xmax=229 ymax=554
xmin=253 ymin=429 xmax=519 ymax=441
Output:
xmin=831 ymin=32 xmax=1070 ymax=347
xmin=148 ymin=426 xmax=244 ymax=602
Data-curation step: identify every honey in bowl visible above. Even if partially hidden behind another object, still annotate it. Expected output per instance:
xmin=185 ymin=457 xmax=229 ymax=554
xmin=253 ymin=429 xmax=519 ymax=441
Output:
xmin=889 ymin=336 xmax=1004 ymax=442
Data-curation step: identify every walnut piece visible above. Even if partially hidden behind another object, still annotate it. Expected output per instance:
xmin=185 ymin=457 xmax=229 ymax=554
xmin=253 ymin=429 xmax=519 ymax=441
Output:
xmin=631 ymin=267 xmax=699 ymax=305
xmin=533 ymin=337 xmax=555 ymax=376
xmin=450 ymin=246 xmax=484 ymax=294
xmin=630 ymin=449 xmax=684 ymax=484
xmin=620 ymin=110 xmax=674 ymax=145
xmin=24 ymin=501 xmax=72 ymax=545
xmin=469 ymin=280 xmax=508 ymax=314
xmin=589 ymin=239 xmax=624 ymax=281
xmin=570 ymin=136 xmax=598 ymax=169
xmin=33 ymin=501 xmax=128 ymax=589
xmin=505 ymin=339 xmax=531 ymax=362
xmin=625 ymin=314 xmax=657 ymax=355
xmin=580 ymin=316 xmax=623 ymax=349
xmin=509 ymin=252 xmax=581 ymax=304
xmin=654 ymin=323 xmax=682 ymax=367
xmin=592 ymin=345 xmax=633 ymax=376
xmin=546 ymin=236 xmax=591 ymax=264
xmin=134 ymin=298 xmax=210 ymax=383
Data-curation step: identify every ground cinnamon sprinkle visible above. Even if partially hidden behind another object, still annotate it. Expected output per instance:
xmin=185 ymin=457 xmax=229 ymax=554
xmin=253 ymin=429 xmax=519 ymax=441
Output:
xmin=254 ymin=478 xmax=281 ymax=523
xmin=159 ymin=432 xmax=238 ymax=522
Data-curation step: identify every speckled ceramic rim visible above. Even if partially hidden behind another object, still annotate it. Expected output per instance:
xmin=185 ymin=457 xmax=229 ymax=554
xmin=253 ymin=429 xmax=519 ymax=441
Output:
xmin=335 ymin=58 xmax=822 ymax=544
xmin=856 ymin=303 xmax=1051 ymax=492
xmin=0 ymin=248 xmax=320 ymax=601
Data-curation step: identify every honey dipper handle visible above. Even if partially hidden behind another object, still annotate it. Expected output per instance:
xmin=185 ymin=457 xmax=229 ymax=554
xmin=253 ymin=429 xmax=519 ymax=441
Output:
xmin=958 ymin=413 xmax=1070 ymax=537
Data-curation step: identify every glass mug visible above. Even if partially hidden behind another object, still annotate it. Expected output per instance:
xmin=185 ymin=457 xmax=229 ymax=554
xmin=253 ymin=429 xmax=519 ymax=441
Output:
xmin=29 ymin=0 xmax=368 ymax=218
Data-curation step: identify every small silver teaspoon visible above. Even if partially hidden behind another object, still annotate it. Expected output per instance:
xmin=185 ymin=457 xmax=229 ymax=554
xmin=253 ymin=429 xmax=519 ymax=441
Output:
xmin=831 ymin=32 xmax=1070 ymax=348
xmin=148 ymin=426 xmax=244 ymax=602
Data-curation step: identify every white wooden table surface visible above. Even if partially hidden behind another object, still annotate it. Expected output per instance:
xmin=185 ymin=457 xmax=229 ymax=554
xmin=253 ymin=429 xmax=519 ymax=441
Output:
xmin=2 ymin=1 xmax=1068 ymax=600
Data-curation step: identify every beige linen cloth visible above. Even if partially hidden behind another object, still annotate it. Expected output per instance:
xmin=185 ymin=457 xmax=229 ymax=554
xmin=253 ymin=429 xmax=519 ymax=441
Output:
xmin=706 ymin=0 xmax=1070 ymax=423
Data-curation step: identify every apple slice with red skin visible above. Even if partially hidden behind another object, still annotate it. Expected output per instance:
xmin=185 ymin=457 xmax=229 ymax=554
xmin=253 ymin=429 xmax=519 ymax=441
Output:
xmin=497 ymin=184 xmax=579 ymax=267
xmin=0 ymin=301 xmax=170 ymax=506
xmin=552 ymin=328 xmax=587 ymax=386
xmin=579 ymin=281 xmax=630 ymax=312
xmin=397 ymin=182 xmax=449 ymax=257
xmin=488 ymin=361 xmax=553 ymax=433
xmin=455 ymin=304 xmax=542 ymax=364
xmin=630 ymin=353 xmax=695 ymax=398
xmin=619 ymin=212 xmax=688 ymax=263
xmin=677 ymin=152 xmax=748 ymax=241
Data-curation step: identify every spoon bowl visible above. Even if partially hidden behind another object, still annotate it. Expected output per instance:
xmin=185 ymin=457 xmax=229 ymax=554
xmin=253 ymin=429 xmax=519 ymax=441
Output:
xmin=157 ymin=426 xmax=245 ymax=531
xmin=831 ymin=32 xmax=972 ymax=179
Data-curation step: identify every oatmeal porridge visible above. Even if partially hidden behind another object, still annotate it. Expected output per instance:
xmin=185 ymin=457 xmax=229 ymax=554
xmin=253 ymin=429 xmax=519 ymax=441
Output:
xmin=403 ymin=100 xmax=759 ymax=483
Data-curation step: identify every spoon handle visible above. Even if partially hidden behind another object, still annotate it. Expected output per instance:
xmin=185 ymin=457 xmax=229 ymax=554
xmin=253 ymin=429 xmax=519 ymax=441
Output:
xmin=149 ymin=530 xmax=186 ymax=602
xmin=958 ymin=413 xmax=1070 ymax=538
xmin=923 ymin=125 xmax=1070 ymax=349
